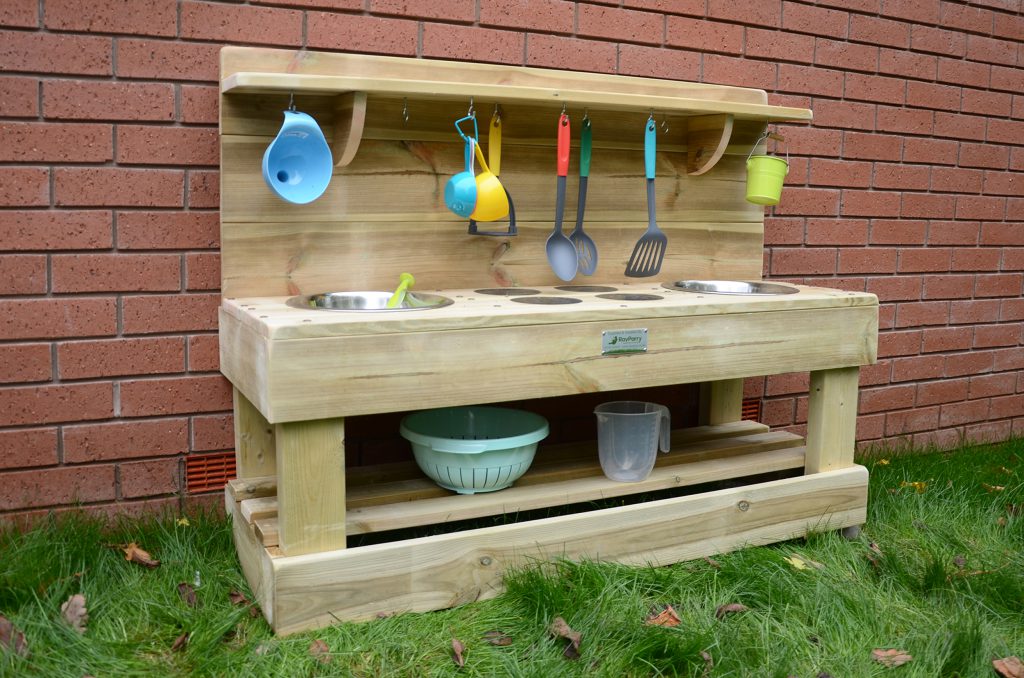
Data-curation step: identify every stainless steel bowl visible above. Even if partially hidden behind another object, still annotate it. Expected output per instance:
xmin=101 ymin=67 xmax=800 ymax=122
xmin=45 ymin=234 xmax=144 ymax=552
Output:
xmin=662 ymin=280 xmax=799 ymax=296
xmin=286 ymin=291 xmax=454 ymax=311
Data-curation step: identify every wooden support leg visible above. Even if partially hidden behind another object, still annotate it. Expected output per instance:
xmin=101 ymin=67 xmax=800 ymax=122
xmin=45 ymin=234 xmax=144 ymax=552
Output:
xmin=698 ymin=378 xmax=745 ymax=425
xmin=233 ymin=387 xmax=276 ymax=478
xmin=276 ymin=417 xmax=347 ymax=556
xmin=805 ymin=367 xmax=859 ymax=474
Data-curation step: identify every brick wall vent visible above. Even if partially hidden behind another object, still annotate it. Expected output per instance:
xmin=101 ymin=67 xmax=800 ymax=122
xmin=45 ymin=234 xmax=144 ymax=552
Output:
xmin=741 ymin=398 xmax=762 ymax=423
xmin=185 ymin=452 xmax=236 ymax=494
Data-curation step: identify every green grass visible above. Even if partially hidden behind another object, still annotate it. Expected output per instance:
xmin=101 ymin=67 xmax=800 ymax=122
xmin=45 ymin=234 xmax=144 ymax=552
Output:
xmin=2 ymin=439 xmax=1023 ymax=677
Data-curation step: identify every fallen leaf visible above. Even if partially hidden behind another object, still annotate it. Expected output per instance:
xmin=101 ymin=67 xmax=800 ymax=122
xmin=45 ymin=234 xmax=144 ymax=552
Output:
xmin=228 ymin=590 xmax=259 ymax=617
xmin=482 ymin=631 xmax=512 ymax=646
xmin=0 ymin=614 xmax=29 ymax=657
xmin=715 ymin=603 xmax=749 ymax=619
xmin=983 ymin=483 xmax=1006 ymax=493
xmin=452 ymin=638 xmax=466 ymax=668
xmin=548 ymin=616 xmax=581 ymax=660
xmin=60 ymin=594 xmax=88 ymax=634
xmin=121 ymin=542 xmax=160 ymax=568
xmin=703 ymin=556 xmax=721 ymax=569
xmin=785 ymin=554 xmax=824 ymax=571
xmin=309 ymin=639 xmax=331 ymax=664
xmin=872 ymin=648 xmax=912 ymax=667
xmin=900 ymin=480 xmax=927 ymax=493
xmin=177 ymin=582 xmax=197 ymax=608
xmin=994 ymin=656 xmax=1024 ymax=677
xmin=645 ymin=605 xmax=681 ymax=627
xmin=877 ymin=458 xmax=890 ymax=465
xmin=171 ymin=632 xmax=189 ymax=652
xmin=700 ymin=650 xmax=713 ymax=677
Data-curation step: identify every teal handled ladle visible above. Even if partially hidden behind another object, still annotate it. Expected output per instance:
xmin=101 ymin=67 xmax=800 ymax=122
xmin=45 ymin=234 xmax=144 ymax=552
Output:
xmin=545 ymin=112 xmax=578 ymax=281
xmin=568 ymin=117 xmax=598 ymax=275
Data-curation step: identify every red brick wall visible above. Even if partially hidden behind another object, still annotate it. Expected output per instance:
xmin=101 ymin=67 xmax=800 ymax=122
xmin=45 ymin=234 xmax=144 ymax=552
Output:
xmin=1 ymin=0 xmax=1022 ymax=520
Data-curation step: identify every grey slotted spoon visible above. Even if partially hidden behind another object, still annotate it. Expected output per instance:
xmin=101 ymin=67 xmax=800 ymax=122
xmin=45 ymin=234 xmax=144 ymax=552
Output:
xmin=624 ymin=118 xmax=667 ymax=277
xmin=569 ymin=117 xmax=598 ymax=275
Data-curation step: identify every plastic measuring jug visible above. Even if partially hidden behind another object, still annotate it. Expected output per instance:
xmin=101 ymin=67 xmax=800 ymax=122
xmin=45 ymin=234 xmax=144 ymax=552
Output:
xmin=594 ymin=401 xmax=671 ymax=482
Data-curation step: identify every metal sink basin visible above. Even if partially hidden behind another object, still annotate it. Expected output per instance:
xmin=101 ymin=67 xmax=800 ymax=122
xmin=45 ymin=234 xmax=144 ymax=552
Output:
xmin=286 ymin=291 xmax=454 ymax=311
xmin=662 ymin=280 xmax=799 ymax=296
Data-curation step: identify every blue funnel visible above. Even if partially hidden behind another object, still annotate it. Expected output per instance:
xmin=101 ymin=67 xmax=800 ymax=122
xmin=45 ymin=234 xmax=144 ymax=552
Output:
xmin=262 ymin=110 xmax=332 ymax=204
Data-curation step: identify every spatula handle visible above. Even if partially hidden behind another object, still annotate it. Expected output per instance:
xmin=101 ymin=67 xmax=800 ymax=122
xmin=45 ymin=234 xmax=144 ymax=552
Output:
xmin=644 ymin=118 xmax=656 ymax=180
xmin=557 ymin=113 xmax=570 ymax=178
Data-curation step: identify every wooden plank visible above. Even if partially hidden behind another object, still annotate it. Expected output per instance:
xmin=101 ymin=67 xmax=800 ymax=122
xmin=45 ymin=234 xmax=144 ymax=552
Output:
xmin=233 ymin=387 xmax=276 ymax=478
xmin=220 ymin=136 xmax=761 ymax=224
xmin=269 ymin=465 xmax=867 ymax=632
xmin=251 ymin=305 xmax=878 ymax=422
xmin=231 ymin=420 xmax=771 ymax=511
xmin=219 ymin=219 xmax=765 ymax=298
xmin=240 ymin=496 xmax=278 ymax=524
xmin=222 ymin=90 xmax=770 ymax=148
xmin=275 ymin=418 xmax=347 ymax=556
xmin=223 ymin=71 xmax=812 ymax=122
xmin=249 ymin=424 xmax=800 ymax=545
xmin=255 ymin=441 xmax=805 ymax=546
xmin=225 ymin=485 xmax=276 ymax=625
xmin=219 ymin=47 xmax=801 ymax=112
xmin=227 ymin=476 xmax=277 ymax=502
xmin=222 ymin=285 xmax=878 ymax=341
xmin=699 ymin=378 xmax=745 ymax=425
xmin=805 ymin=367 xmax=860 ymax=474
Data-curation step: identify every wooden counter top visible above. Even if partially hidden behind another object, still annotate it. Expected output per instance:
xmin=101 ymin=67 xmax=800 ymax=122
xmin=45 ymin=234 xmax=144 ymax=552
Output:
xmin=222 ymin=281 xmax=878 ymax=341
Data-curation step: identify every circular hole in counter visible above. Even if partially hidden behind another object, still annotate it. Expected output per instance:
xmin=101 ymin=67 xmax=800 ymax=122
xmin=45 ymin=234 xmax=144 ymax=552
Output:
xmin=554 ymin=285 xmax=617 ymax=293
xmin=475 ymin=288 xmax=541 ymax=296
xmin=596 ymin=293 xmax=664 ymax=301
xmin=510 ymin=296 xmax=582 ymax=305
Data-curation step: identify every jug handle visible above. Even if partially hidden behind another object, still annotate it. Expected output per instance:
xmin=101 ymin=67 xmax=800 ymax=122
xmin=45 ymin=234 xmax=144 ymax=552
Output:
xmin=657 ymin=405 xmax=671 ymax=453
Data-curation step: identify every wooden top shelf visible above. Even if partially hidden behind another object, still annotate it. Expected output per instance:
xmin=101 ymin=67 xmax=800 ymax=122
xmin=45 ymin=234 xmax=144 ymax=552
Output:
xmin=222 ymin=71 xmax=812 ymax=123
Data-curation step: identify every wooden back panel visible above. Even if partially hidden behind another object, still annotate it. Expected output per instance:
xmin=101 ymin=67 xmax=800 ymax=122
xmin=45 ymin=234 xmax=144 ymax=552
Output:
xmin=220 ymin=49 xmax=776 ymax=297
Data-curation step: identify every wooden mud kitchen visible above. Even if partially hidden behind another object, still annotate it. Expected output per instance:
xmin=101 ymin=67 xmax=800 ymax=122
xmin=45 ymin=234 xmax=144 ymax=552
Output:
xmin=218 ymin=47 xmax=878 ymax=635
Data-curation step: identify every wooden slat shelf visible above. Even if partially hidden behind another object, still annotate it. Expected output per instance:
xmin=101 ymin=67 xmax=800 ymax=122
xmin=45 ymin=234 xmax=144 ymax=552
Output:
xmin=223 ymin=72 xmax=812 ymax=123
xmin=228 ymin=422 xmax=807 ymax=547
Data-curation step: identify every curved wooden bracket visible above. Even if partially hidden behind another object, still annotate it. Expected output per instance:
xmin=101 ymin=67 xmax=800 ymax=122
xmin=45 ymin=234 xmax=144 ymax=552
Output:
xmin=332 ymin=91 xmax=367 ymax=168
xmin=686 ymin=114 xmax=734 ymax=176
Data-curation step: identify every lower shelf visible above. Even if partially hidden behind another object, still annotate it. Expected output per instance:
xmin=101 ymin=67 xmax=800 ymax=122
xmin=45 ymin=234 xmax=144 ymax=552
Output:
xmin=227 ymin=462 xmax=869 ymax=634
xmin=228 ymin=420 xmax=806 ymax=547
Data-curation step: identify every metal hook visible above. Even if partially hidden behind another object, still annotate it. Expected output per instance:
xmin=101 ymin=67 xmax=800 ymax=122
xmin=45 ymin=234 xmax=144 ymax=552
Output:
xmin=288 ymin=92 xmax=296 ymax=112
xmin=493 ymin=103 xmax=501 ymax=127
xmin=468 ymin=97 xmax=475 ymax=118
xmin=660 ymin=113 xmax=669 ymax=134
xmin=561 ymin=102 xmax=567 ymax=115
xmin=402 ymin=98 xmax=409 ymax=127
xmin=583 ymin=107 xmax=589 ymax=122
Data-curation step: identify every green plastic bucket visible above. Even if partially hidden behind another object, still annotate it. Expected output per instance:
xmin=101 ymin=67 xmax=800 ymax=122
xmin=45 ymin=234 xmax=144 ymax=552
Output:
xmin=745 ymin=155 xmax=789 ymax=206
xmin=400 ymin=406 xmax=549 ymax=494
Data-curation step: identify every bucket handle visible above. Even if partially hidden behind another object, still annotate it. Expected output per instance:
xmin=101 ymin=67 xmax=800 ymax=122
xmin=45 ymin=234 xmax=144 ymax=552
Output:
xmin=747 ymin=126 xmax=788 ymax=164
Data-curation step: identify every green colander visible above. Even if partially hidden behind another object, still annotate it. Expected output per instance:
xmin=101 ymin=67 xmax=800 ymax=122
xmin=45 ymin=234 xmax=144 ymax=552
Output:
xmin=399 ymin=406 xmax=549 ymax=494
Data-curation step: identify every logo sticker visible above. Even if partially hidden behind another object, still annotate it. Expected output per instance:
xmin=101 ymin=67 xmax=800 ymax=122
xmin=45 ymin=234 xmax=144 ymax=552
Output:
xmin=602 ymin=328 xmax=648 ymax=355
